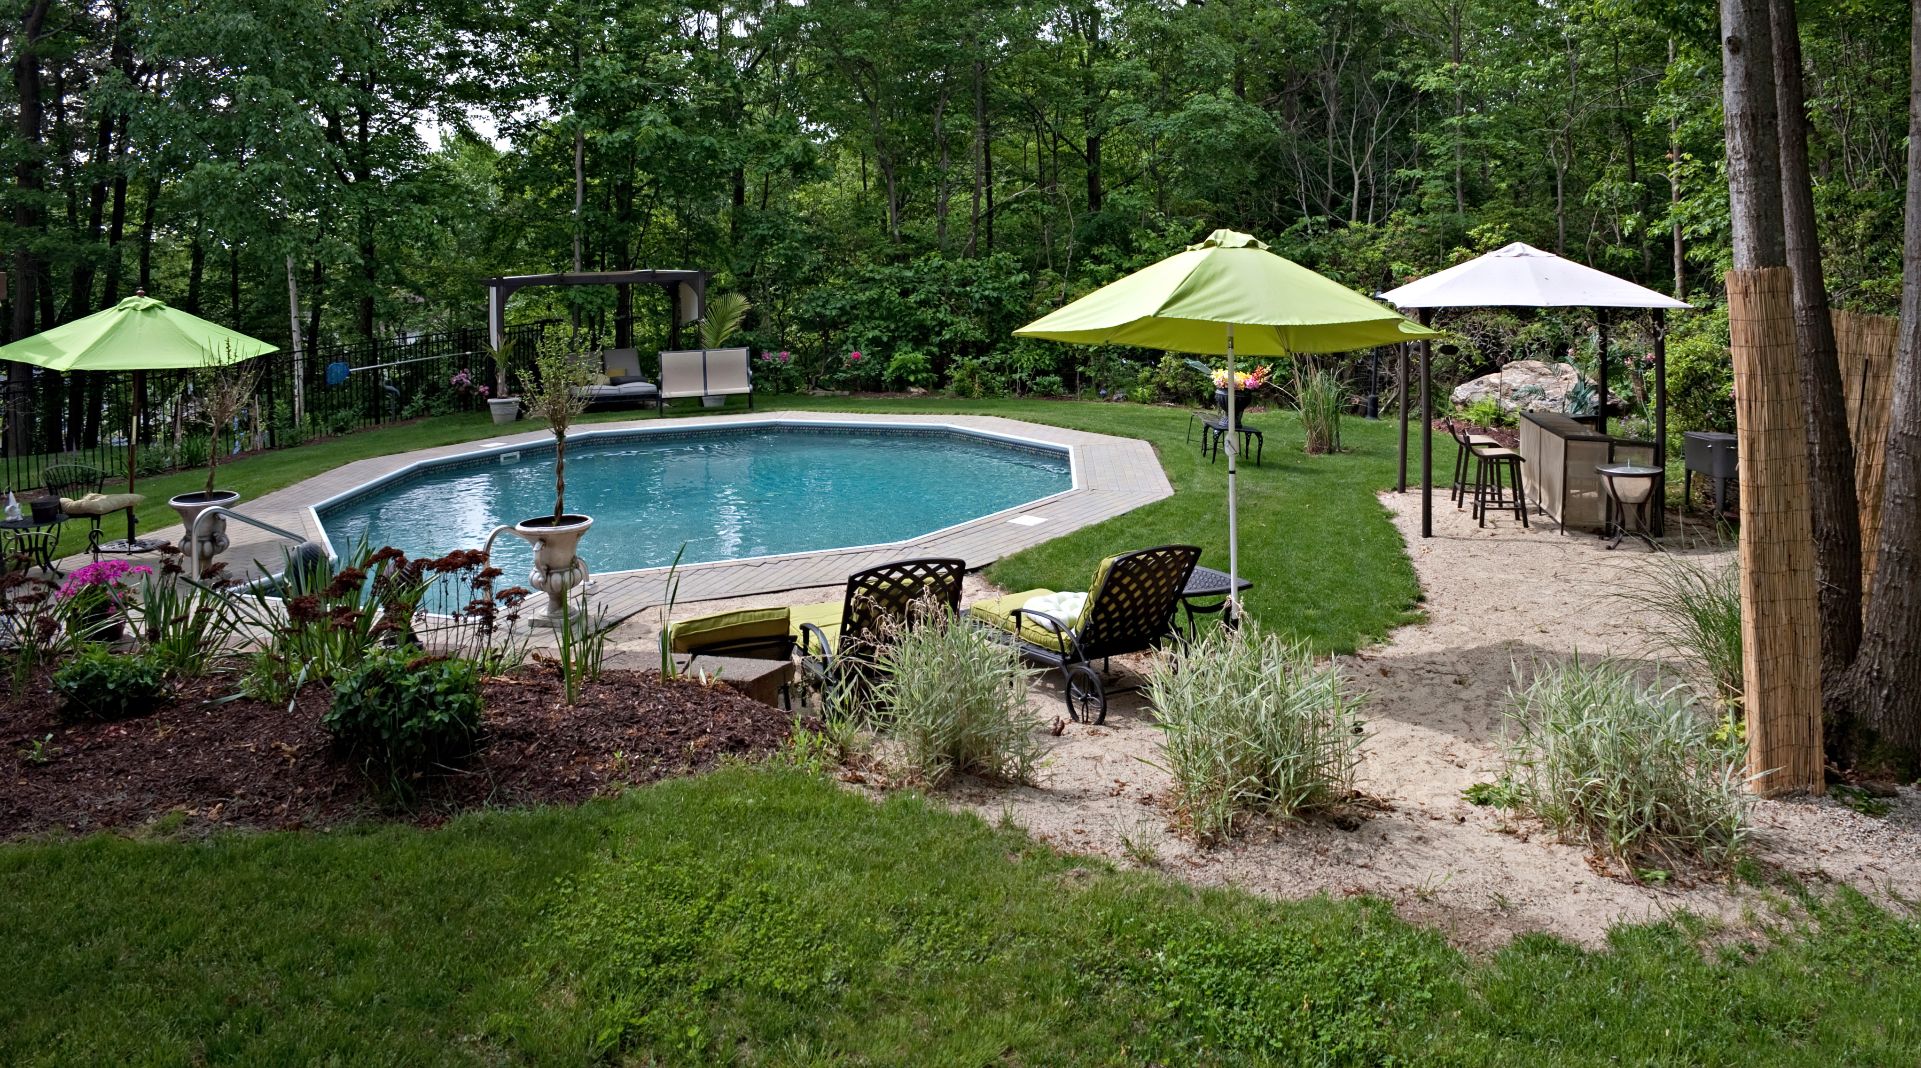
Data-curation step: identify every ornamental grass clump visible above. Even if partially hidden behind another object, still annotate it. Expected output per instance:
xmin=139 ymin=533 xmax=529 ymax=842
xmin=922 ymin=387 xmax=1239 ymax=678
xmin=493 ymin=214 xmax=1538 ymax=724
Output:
xmin=1147 ymin=625 xmax=1363 ymax=842
xmin=1295 ymin=366 xmax=1346 ymax=454
xmin=872 ymin=604 xmax=1040 ymax=787
xmin=1498 ymin=658 xmax=1750 ymax=873
xmin=1622 ymin=555 xmax=1743 ymax=714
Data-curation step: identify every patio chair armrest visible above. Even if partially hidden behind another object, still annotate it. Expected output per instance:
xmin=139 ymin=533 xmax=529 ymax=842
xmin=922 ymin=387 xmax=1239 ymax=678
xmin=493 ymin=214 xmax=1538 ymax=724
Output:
xmin=1008 ymin=607 xmax=1087 ymax=665
xmin=796 ymin=621 xmax=836 ymax=673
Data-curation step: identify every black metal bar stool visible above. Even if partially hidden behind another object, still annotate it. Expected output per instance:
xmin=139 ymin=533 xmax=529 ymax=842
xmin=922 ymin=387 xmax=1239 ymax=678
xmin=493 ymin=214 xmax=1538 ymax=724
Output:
xmin=1446 ymin=421 xmax=1501 ymax=507
xmin=1472 ymin=447 xmax=1529 ymax=528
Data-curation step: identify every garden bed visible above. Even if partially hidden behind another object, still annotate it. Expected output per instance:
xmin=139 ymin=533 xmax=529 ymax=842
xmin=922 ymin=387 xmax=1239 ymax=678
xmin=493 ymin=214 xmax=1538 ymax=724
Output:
xmin=0 ymin=668 xmax=791 ymax=838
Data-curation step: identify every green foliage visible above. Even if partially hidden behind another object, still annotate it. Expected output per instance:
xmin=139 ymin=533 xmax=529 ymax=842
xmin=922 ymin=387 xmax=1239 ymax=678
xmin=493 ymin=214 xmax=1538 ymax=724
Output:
xmin=324 ymin=646 xmax=484 ymax=773
xmin=239 ymin=543 xmax=438 ymax=704
xmin=1458 ymin=394 xmax=1514 ymax=429
xmin=129 ymin=571 xmax=241 ymax=679
xmin=1146 ymin=355 xmax=1210 ymax=405
xmin=696 ymin=293 xmax=752 ymax=350
xmin=53 ymin=647 xmax=170 ymax=722
xmin=870 ymin=605 xmax=1039 ymax=786
xmin=1500 ymin=658 xmax=1751 ymax=873
xmin=1666 ymin=305 xmax=1736 ymax=435
xmin=1148 ymin=625 xmax=1364 ymax=841
xmin=549 ymin=600 xmax=613 ymax=706
xmin=880 ymin=349 xmax=938 ymax=391
xmin=527 ymin=330 xmax=599 ymax=521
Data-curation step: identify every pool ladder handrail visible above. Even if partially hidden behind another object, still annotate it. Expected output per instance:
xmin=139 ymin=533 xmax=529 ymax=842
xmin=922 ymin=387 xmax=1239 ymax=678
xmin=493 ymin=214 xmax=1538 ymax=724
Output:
xmin=186 ymin=506 xmax=311 ymax=582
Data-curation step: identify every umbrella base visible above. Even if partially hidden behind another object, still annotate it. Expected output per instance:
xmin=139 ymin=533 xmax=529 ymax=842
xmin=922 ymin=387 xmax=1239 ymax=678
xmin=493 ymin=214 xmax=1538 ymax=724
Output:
xmin=95 ymin=539 xmax=166 ymax=555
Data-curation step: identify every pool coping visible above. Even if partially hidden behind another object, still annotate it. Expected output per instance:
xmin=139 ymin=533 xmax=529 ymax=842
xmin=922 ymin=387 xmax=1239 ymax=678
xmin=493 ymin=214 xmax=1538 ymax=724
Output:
xmin=113 ymin=410 xmax=1171 ymax=623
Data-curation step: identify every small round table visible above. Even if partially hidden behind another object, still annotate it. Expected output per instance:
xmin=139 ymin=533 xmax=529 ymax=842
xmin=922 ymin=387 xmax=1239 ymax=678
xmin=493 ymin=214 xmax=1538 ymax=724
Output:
xmin=0 ymin=511 xmax=69 ymax=575
xmin=1180 ymin=565 xmax=1255 ymax=637
xmin=1597 ymin=465 xmax=1664 ymax=550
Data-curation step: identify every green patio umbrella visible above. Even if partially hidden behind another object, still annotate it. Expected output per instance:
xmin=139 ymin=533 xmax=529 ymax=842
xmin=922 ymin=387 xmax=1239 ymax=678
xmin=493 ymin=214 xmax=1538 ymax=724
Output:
xmin=1016 ymin=229 xmax=1435 ymax=609
xmin=0 ymin=293 xmax=278 ymax=546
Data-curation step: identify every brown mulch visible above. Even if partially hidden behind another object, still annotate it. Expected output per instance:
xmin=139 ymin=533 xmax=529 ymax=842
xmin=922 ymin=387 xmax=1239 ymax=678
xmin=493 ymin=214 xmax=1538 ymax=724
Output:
xmin=0 ymin=667 xmax=794 ymax=838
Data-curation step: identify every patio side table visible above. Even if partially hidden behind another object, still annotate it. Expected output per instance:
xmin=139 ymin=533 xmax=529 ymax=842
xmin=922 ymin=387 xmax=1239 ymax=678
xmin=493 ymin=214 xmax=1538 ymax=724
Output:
xmin=1598 ymin=465 xmax=1664 ymax=551
xmin=1180 ymin=565 xmax=1254 ymax=637
xmin=0 ymin=511 xmax=68 ymax=576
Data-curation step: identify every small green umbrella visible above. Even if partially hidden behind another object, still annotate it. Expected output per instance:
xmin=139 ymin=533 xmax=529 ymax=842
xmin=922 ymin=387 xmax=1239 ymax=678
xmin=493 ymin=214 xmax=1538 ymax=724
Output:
xmin=1017 ymin=230 xmax=1435 ymax=608
xmin=0 ymin=293 xmax=278 ymax=545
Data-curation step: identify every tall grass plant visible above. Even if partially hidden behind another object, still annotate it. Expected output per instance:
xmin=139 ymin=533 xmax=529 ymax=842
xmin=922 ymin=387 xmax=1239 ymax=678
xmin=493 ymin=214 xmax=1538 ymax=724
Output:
xmin=1148 ymin=624 xmax=1363 ymax=841
xmin=872 ymin=605 xmax=1039 ymax=786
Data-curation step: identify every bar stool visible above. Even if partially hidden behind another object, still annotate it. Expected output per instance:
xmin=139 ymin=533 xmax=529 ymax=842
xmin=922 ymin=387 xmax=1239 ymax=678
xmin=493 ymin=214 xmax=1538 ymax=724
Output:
xmin=1446 ymin=421 xmax=1501 ymax=507
xmin=1472 ymin=447 xmax=1529 ymax=528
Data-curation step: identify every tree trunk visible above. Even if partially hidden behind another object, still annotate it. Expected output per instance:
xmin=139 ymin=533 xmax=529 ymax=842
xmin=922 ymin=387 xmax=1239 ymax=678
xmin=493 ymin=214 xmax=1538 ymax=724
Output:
xmin=1771 ymin=0 xmax=1864 ymax=737
xmin=1724 ymin=0 xmax=1785 ymax=270
xmin=8 ymin=0 xmax=53 ymax=455
xmin=1834 ymin=0 xmax=1921 ymax=767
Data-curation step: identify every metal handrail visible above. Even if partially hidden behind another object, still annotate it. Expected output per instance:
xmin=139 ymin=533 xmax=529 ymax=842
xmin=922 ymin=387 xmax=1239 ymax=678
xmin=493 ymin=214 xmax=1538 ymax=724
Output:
xmin=187 ymin=506 xmax=309 ymax=581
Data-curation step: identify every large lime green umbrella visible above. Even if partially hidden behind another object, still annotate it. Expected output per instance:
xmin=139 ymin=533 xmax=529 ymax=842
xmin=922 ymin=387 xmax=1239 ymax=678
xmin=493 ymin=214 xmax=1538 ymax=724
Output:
xmin=0 ymin=293 xmax=278 ymax=545
xmin=1017 ymin=230 xmax=1435 ymax=607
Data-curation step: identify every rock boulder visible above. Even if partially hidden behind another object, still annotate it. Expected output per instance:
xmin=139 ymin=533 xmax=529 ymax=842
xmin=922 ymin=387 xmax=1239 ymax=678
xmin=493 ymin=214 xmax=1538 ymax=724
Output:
xmin=1450 ymin=360 xmax=1583 ymax=412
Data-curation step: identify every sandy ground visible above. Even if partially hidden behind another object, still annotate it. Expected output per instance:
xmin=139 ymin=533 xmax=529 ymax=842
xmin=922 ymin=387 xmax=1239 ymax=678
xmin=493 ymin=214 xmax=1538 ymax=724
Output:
xmin=603 ymin=493 xmax=1921 ymax=949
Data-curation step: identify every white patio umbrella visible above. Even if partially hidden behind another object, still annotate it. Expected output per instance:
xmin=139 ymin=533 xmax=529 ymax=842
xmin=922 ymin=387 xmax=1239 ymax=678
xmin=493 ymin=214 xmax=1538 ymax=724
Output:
xmin=1380 ymin=242 xmax=1690 ymax=538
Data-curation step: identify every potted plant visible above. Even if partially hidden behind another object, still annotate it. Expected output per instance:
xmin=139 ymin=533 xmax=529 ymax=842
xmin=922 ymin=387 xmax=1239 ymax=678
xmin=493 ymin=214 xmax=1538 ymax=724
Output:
xmin=511 ymin=329 xmax=598 ymax=625
xmin=54 ymin=558 xmax=152 ymax=642
xmin=1210 ymin=363 xmax=1272 ymax=429
xmin=168 ymin=350 xmax=259 ymax=569
xmin=484 ymin=338 xmax=521 ymax=424
xmin=695 ymin=293 xmax=751 ymax=408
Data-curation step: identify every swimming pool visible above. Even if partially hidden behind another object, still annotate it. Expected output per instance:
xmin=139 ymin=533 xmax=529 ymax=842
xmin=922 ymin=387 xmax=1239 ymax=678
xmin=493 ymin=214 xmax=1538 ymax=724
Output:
xmin=314 ymin=423 xmax=1074 ymax=577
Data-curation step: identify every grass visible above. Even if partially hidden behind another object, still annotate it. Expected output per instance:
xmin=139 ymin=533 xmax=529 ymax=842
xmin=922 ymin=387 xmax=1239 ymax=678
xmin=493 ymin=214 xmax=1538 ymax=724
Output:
xmin=70 ymin=393 xmax=1428 ymax=653
xmin=2 ymin=766 xmax=1918 ymax=1064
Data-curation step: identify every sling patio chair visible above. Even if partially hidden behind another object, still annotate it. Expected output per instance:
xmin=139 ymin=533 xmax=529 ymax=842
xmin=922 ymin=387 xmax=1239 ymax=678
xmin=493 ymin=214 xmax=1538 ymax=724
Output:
xmin=658 ymin=347 xmax=755 ymax=415
xmin=967 ymin=543 xmax=1201 ymax=725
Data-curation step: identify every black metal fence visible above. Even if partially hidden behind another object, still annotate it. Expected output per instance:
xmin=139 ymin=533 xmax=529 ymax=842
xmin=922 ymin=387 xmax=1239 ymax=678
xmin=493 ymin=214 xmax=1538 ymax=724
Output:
xmin=0 ymin=322 xmax=550 ymax=495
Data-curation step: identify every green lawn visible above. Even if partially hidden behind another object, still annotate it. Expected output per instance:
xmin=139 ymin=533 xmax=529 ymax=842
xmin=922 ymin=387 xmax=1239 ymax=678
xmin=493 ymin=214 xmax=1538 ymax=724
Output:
xmin=3 ymin=767 xmax=1916 ymax=1065
xmin=57 ymin=394 xmax=1434 ymax=653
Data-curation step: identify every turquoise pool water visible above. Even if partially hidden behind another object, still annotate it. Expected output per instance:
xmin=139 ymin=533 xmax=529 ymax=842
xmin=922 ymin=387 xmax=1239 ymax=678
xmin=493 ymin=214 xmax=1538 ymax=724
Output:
xmin=316 ymin=425 xmax=1072 ymax=576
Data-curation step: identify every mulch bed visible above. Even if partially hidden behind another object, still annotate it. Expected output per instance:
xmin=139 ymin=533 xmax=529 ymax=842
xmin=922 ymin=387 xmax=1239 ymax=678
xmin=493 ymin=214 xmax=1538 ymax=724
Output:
xmin=0 ymin=667 xmax=793 ymax=838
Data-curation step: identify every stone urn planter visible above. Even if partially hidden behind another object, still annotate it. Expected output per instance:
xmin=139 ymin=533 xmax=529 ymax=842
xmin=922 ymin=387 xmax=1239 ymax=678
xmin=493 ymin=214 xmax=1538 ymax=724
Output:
xmin=1212 ymin=387 xmax=1250 ymax=429
xmin=488 ymin=396 xmax=521 ymax=425
xmin=511 ymin=513 xmax=593 ymax=626
xmin=168 ymin=489 xmax=240 ymax=571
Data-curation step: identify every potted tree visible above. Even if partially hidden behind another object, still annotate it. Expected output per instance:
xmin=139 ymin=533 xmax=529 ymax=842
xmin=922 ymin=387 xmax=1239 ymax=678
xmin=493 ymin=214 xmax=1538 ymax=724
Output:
xmin=696 ymin=293 xmax=750 ymax=408
xmin=485 ymin=337 xmax=521 ymax=425
xmin=511 ymin=329 xmax=598 ymax=625
xmin=168 ymin=350 xmax=260 ymax=569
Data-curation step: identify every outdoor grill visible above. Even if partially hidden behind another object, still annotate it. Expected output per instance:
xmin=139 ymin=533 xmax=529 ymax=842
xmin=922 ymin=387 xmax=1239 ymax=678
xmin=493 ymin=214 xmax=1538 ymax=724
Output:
xmin=1683 ymin=431 xmax=1739 ymax=515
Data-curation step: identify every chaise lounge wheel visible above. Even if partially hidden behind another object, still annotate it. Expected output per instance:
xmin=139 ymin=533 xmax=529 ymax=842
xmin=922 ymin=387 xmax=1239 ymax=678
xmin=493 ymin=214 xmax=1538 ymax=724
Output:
xmin=1063 ymin=663 xmax=1106 ymax=725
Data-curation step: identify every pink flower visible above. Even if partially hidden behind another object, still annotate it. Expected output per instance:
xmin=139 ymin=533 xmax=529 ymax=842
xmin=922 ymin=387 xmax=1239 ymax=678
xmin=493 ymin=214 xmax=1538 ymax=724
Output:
xmin=848 ymin=350 xmax=863 ymax=363
xmin=779 ymin=351 xmax=790 ymax=363
xmin=479 ymin=386 xmax=490 ymax=397
xmin=57 ymin=559 xmax=151 ymax=601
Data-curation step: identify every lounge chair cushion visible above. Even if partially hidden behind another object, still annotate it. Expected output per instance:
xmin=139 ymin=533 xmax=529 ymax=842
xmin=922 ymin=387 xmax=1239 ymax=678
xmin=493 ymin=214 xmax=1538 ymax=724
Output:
xmin=59 ymin=491 xmax=145 ymax=517
xmin=667 ymin=606 xmax=790 ymax=654
xmin=967 ymin=588 xmax=1079 ymax=654
xmin=789 ymin=599 xmax=845 ymax=655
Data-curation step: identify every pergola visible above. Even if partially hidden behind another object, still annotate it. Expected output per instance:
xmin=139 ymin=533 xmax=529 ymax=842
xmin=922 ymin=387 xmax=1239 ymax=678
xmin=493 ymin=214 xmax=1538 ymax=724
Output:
xmin=483 ymin=269 xmax=710 ymax=352
xmin=1380 ymin=242 xmax=1691 ymax=538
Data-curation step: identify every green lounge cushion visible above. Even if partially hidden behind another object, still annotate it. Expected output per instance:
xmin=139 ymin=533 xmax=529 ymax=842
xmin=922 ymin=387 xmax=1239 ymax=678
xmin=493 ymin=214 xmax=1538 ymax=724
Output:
xmin=59 ymin=491 xmax=145 ymax=517
xmin=789 ymin=599 xmax=845 ymax=655
xmin=967 ymin=588 xmax=1080 ymax=654
xmin=667 ymin=606 xmax=790 ymax=654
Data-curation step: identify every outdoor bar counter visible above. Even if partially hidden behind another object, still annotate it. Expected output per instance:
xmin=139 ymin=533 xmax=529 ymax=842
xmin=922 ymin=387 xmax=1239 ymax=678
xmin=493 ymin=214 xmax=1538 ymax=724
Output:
xmin=1518 ymin=411 xmax=1657 ymax=532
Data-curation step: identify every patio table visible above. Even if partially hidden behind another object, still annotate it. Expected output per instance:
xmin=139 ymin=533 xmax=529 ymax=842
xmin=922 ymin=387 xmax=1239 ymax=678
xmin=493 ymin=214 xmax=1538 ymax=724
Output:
xmin=1179 ymin=564 xmax=1253 ymax=637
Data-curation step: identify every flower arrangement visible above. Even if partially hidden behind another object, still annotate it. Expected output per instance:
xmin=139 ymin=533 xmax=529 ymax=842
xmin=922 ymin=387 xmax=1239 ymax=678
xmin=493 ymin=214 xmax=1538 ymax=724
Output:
xmin=1211 ymin=364 xmax=1273 ymax=390
xmin=450 ymin=367 xmax=489 ymax=404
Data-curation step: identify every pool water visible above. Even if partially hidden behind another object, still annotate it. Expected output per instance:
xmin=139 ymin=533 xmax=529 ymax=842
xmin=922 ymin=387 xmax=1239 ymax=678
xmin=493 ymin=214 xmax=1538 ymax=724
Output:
xmin=316 ymin=426 xmax=1072 ymax=577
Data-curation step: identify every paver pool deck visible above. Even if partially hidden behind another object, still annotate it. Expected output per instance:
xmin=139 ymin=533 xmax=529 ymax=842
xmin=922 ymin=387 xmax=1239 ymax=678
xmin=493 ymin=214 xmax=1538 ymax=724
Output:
xmin=93 ymin=411 xmax=1170 ymax=624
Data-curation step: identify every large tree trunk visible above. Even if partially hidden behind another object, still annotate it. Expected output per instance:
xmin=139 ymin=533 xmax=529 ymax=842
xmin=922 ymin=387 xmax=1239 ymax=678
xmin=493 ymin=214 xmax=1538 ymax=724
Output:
xmin=1835 ymin=1 xmax=1921 ymax=765
xmin=9 ymin=0 xmax=53 ymax=456
xmin=1771 ymin=0 xmax=1865 ymax=753
xmin=1722 ymin=0 xmax=1825 ymax=795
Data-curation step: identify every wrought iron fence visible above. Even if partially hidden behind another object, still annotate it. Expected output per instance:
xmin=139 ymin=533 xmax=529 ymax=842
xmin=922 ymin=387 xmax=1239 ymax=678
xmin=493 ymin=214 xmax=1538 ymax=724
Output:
xmin=0 ymin=322 xmax=550 ymax=496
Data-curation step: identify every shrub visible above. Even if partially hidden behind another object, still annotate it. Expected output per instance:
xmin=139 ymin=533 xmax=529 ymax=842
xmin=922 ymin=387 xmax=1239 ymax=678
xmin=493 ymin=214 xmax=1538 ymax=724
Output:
xmin=130 ymin=569 xmax=241 ymax=678
xmin=882 ymin=349 xmax=939 ymax=391
xmin=1498 ymin=658 xmax=1750 ymax=873
xmin=53 ymin=647 xmax=169 ymax=722
xmin=1148 ymin=625 xmax=1363 ymax=841
xmin=1030 ymin=374 xmax=1066 ymax=396
xmin=873 ymin=606 xmax=1039 ymax=786
xmin=1296 ymin=367 xmax=1346 ymax=454
xmin=1146 ymin=354 xmax=1210 ymax=404
xmin=1458 ymin=393 xmax=1512 ymax=429
xmin=1665 ymin=305 xmax=1735 ymax=435
xmin=324 ymin=646 xmax=484 ymax=773
xmin=238 ymin=543 xmax=441 ymax=703
xmin=1622 ymin=555 xmax=1743 ymax=713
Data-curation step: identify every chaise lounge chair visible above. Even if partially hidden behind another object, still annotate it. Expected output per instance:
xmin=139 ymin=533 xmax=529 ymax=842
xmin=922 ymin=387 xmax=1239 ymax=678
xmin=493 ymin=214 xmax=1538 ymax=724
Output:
xmin=580 ymin=347 xmax=661 ymax=410
xmin=44 ymin=462 xmax=145 ymax=560
xmin=659 ymin=347 xmax=754 ymax=415
xmin=968 ymin=544 xmax=1201 ymax=724
xmin=663 ymin=557 xmax=966 ymax=707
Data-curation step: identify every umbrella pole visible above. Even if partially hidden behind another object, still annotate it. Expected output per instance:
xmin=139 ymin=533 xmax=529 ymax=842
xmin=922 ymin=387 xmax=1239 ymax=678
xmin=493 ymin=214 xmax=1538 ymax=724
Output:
xmin=125 ymin=369 xmax=145 ymax=544
xmin=1225 ymin=324 xmax=1239 ymax=619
